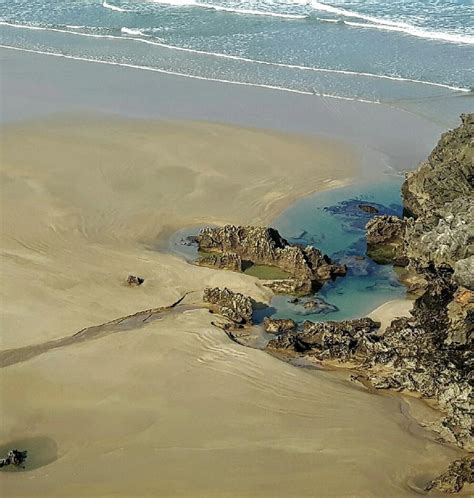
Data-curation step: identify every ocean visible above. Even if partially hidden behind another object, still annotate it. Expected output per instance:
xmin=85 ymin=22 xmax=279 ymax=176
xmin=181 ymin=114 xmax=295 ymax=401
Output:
xmin=1 ymin=0 xmax=473 ymax=122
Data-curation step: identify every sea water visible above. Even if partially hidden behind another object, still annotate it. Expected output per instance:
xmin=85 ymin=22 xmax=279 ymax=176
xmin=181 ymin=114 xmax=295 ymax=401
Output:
xmin=1 ymin=0 xmax=473 ymax=122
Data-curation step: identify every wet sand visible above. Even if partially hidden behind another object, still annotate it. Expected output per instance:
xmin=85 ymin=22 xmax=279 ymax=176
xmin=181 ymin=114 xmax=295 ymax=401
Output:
xmin=0 ymin=50 xmax=462 ymax=497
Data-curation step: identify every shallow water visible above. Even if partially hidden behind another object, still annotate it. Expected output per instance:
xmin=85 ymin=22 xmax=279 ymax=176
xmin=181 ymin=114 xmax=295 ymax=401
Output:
xmin=1 ymin=0 xmax=472 ymax=121
xmin=266 ymin=176 xmax=406 ymax=322
xmin=171 ymin=176 xmax=407 ymax=323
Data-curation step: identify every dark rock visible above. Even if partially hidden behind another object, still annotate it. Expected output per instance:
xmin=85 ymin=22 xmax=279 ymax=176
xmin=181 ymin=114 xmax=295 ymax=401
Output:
xmin=263 ymin=317 xmax=297 ymax=334
xmin=127 ymin=275 xmax=144 ymax=286
xmin=366 ymin=215 xmax=407 ymax=264
xmin=301 ymin=297 xmax=339 ymax=315
xmin=266 ymin=318 xmax=381 ymax=361
xmin=0 ymin=449 xmax=27 ymax=469
xmin=198 ymin=252 xmax=242 ymax=272
xmin=203 ymin=287 xmax=253 ymax=324
xmin=197 ymin=225 xmax=346 ymax=293
xmin=424 ymin=457 xmax=473 ymax=494
xmin=358 ymin=204 xmax=379 ymax=214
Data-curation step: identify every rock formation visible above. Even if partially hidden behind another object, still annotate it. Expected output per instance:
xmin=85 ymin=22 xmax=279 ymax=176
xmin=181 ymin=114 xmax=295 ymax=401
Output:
xmin=263 ymin=317 xmax=297 ymax=334
xmin=265 ymin=115 xmax=474 ymax=452
xmin=127 ymin=275 xmax=144 ymax=286
xmin=425 ymin=457 xmax=473 ymax=494
xmin=203 ymin=287 xmax=254 ymax=324
xmin=197 ymin=225 xmax=346 ymax=294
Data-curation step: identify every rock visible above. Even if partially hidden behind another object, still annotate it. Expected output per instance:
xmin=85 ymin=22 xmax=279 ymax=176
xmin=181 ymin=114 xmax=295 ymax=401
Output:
xmin=454 ymin=256 xmax=474 ymax=289
xmin=203 ymin=287 xmax=253 ymax=324
xmin=0 ymin=449 xmax=27 ymax=469
xmin=127 ymin=275 xmax=144 ymax=286
xmin=262 ymin=278 xmax=314 ymax=296
xmin=358 ymin=204 xmax=379 ymax=214
xmin=197 ymin=225 xmax=346 ymax=292
xmin=365 ymin=215 xmax=407 ymax=264
xmin=266 ymin=318 xmax=381 ymax=361
xmin=198 ymin=252 xmax=242 ymax=272
xmin=263 ymin=317 xmax=297 ymax=334
xmin=446 ymin=287 xmax=474 ymax=346
xmin=301 ymin=297 xmax=339 ymax=315
xmin=402 ymin=113 xmax=473 ymax=219
xmin=424 ymin=457 xmax=473 ymax=494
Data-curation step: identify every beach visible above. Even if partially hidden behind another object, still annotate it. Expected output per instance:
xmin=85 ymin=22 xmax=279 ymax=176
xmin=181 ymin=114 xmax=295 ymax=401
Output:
xmin=0 ymin=48 xmax=466 ymax=497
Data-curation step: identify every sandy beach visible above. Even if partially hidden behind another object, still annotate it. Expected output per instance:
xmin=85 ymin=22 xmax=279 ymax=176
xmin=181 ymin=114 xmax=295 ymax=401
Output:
xmin=0 ymin=49 xmax=465 ymax=497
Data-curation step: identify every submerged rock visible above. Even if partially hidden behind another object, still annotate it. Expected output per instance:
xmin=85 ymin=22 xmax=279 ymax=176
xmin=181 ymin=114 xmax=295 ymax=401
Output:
xmin=424 ymin=457 xmax=473 ymax=494
xmin=262 ymin=278 xmax=313 ymax=296
xmin=203 ymin=287 xmax=253 ymax=324
xmin=263 ymin=317 xmax=297 ymax=334
xmin=358 ymin=204 xmax=379 ymax=214
xmin=197 ymin=225 xmax=346 ymax=293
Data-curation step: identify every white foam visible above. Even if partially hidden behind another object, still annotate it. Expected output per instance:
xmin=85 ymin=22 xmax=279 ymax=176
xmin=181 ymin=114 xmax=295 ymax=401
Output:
xmin=150 ymin=0 xmax=306 ymax=19
xmin=102 ymin=0 xmax=129 ymax=12
xmin=0 ymin=44 xmax=383 ymax=104
xmin=65 ymin=25 xmax=86 ymax=30
xmin=0 ymin=21 xmax=469 ymax=93
xmin=310 ymin=0 xmax=474 ymax=45
xmin=121 ymin=27 xmax=149 ymax=36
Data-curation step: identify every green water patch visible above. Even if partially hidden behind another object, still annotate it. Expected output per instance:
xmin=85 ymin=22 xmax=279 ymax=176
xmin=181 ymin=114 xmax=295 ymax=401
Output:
xmin=243 ymin=264 xmax=290 ymax=280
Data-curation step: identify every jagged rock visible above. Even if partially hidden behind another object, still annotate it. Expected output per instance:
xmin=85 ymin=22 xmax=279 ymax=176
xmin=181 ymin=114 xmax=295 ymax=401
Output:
xmin=198 ymin=252 xmax=242 ymax=272
xmin=262 ymin=278 xmax=313 ymax=296
xmin=198 ymin=225 xmax=346 ymax=292
xmin=263 ymin=317 xmax=297 ymax=334
xmin=203 ymin=287 xmax=253 ymax=324
xmin=454 ymin=256 xmax=474 ymax=289
xmin=366 ymin=215 xmax=408 ymax=264
xmin=127 ymin=275 xmax=144 ymax=286
xmin=424 ymin=457 xmax=473 ymax=494
xmin=404 ymin=197 xmax=474 ymax=272
xmin=358 ymin=204 xmax=379 ymax=214
xmin=402 ymin=113 xmax=473 ymax=219
xmin=446 ymin=287 xmax=474 ymax=346
xmin=266 ymin=318 xmax=381 ymax=361
xmin=0 ymin=449 xmax=27 ymax=469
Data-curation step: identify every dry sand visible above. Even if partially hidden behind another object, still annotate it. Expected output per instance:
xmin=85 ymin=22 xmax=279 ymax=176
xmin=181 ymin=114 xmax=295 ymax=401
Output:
xmin=0 ymin=117 xmax=461 ymax=497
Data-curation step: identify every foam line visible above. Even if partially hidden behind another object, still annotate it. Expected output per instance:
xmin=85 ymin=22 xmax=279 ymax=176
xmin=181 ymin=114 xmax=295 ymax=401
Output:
xmin=0 ymin=21 xmax=469 ymax=93
xmin=0 ymin=44 xmax=384 ymax=104
xmin=102 ymin=0 xmax=130 ymax=13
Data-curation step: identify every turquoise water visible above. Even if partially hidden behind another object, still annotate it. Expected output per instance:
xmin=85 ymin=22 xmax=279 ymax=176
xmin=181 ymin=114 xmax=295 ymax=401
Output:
xmin=171 ymin=177 xmax=407 ymax=323
xmin=1 ymin=0 xmax=473 ymax=120
xmin=265 ymin=177 xmax=406 ymax=323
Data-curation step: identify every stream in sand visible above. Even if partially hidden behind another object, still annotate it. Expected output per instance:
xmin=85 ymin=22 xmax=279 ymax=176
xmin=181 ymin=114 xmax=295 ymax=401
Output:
xmin=171 ymin=175 xmax=407 ymax=323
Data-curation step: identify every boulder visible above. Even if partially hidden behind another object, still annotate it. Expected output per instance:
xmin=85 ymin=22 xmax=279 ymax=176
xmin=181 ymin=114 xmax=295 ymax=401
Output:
xmin=263 ymin=317 xmax=297 ymax=334
xmin=127 ymin=275 xmax=144 ymax=286
xmin=365 ymin=215 xmax=407 ymax=265
xmin=203 ymin=287 xmax=253 ymax=324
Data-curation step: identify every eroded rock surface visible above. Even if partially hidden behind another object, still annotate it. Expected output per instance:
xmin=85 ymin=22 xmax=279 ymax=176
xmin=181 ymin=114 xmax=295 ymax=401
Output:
xmin=263 ymin=317 xmax=297 ymax=334
xmin=198 ymin=225 xmax=346 ymax=294
xmin=366 ymin=215 xmax=408 ymax=265
xmin=425 ymin=457 xmax=473 ymax=494
xmin=203 ymin=287 xmax=253 ymax=324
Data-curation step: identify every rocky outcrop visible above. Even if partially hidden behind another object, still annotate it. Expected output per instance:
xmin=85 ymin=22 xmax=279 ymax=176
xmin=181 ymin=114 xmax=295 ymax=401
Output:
xmin=402 ymin=113 xmax=473 ymax=219
xmin=263 ymin=317 xmax=297 ymax=334
xmin=425 ymin=457 xmax=473 ymax=494
xmin=198 ymin=252 xmax=243 ymax=272
xmin=266 ymin=318 xmax=381 ymax=362
xmin=262 ymin=278 xmax=313 ymax=296
xmin=366 ymin=215 xmax=408 ymax=265
xmin=203 ymin=287 xmax=253 ymax=324
xmin=198 ymin=225 xmax=346 ymax=293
